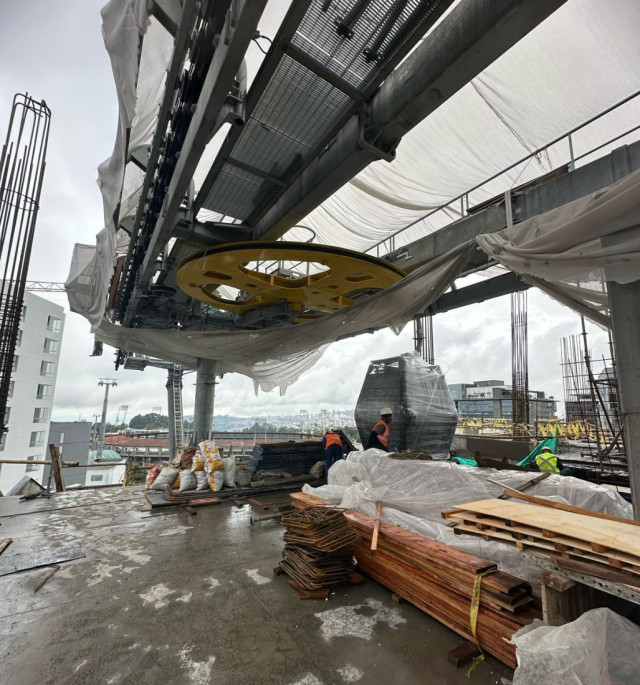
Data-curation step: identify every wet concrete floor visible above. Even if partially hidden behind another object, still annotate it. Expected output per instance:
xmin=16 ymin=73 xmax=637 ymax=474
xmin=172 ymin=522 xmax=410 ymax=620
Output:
xmin=0 ymin=487 xmax=512 ymax=684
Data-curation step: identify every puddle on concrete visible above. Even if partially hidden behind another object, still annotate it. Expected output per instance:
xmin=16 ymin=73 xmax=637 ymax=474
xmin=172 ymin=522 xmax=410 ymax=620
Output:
xmin=178 ymin=643 xmax=217 ymax=685
xmin=314 ymin=598 xmax=406 ymax=642
xmin=245 ymin=568 xmax=271 ymax=585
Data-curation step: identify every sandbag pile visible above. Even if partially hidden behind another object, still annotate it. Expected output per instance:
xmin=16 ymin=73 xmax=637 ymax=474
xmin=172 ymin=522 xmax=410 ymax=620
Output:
xmin=279 ymin=506 xmax=357 ymax=591
xmin=147 ymin=439 xmax=236 ymax=492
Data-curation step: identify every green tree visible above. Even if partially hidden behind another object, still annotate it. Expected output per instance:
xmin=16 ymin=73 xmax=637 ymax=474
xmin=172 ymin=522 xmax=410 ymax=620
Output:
xmin=129 ymin=413 xmax=169 ymax=429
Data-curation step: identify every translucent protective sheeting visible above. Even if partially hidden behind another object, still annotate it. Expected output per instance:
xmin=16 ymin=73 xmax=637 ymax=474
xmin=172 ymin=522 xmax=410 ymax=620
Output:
xmin=303 ymin=451 xmax=632 ymax=586
xmin=478 ymin=167 xmax=640 ymax=328
xmin=301 ymin=0 xmax=640 ymax=253
xmin=65 ymin=229 xmax=116 ymax=329
xmin=354 ymin=353 xmax=457 ymax=456
xmin=512 ymin=608 xmax=640 ymax=685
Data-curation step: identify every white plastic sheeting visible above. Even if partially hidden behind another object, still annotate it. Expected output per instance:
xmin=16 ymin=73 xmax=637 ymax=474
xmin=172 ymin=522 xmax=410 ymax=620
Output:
xmin=67 ymin=0 xmax=172 ymax=329
xmin=303 ymin=0 xmax=640 ymax=253
xmin=92 ymin=167 xmax=639 ymax=388
xmin=478 ymin=167 xmax=640 ymax=328
xmin=303 ymin=451 xmax=632 ymax=585
xmin=512 ymin=608 xmax=640 ymax=685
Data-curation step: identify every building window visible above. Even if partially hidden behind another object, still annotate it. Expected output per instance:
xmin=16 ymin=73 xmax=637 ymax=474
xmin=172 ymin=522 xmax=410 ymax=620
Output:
xmin=4 ymin=407 xmax=10 ymax=424
xmin=25 ymin=455 xmax=38 ymax=472
xmin=8 ymin=381 xmax=14 ymax=399
xmin=43 ymin=338 xmax=60 ymax=354
xmin=46 ymin=315 xmax=61 ymax=332
xmin=29 ymin=431 xmax=44 ymax=447
xmin=16 ymin=329 xmax=22 ymax=346
xmin=37 ymin=384 xmax=52 ymax=399
xmin=0 ymin=433 xmax=6 ymax=452
xmin=40 ymin=361 xmax=56 ymax=377
xmin=91 ymin=474 xmax=103 ymax=482
xmin=21 ymin=305 xmax=27 ymax=322
xmin=11 ymin=356 xmax=18 ymax=372
xmin=33 ymin=407 xmax=49 ymax=424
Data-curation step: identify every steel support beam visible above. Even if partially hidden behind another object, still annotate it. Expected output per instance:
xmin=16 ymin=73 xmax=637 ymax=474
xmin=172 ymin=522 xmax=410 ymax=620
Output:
xmin=607 ymin=280 xmax=640 ymax=518
xmin=385 ymin=140 xmax=640 ymax=273
xmin=252 ymin=0 xmax=568 ymax=241
xmin=126 ymin=0 xmax=267 ymax=325
xmin=426 ymin=272 xmax=529 ymax=315
xmin=193 ymin=359 xmax=217 ymax=444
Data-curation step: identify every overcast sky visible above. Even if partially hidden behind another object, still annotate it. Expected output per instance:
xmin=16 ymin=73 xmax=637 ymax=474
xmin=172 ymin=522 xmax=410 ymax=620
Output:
xmin=0 ymin=1 xmax=614 ymax=425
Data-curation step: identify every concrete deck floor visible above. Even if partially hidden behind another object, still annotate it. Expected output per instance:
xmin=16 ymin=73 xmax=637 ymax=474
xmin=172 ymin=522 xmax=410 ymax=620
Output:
xmin=0 ymin=487 xmax=513 ymax=685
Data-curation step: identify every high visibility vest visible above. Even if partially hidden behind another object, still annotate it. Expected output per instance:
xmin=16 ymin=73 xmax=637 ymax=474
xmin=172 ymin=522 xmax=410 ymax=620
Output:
xmin=372 ymin=420 xmax=390 ymax=447
xmin=324 ymin=433 xmax=342 ymax=449
xmin=535 ymin=452 xmax=559 ymax=473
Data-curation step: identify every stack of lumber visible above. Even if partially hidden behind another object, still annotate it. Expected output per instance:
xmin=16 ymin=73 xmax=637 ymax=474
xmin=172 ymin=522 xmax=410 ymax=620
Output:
xmin=279 ymin=506 xmax=357 ymax=592
xmin=250 ymin=440 xmax=324 ymax=475
xmin=290 ymin=492 xmax=539 ymax=668
xmin=443 ymin=498 xmax=640 ymax=581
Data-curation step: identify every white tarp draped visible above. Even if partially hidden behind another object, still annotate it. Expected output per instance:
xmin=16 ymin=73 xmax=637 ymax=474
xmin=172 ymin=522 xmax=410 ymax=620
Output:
xmin=302 ymin=0 xmax=640 ymax=253
xmin=67 ymin=0 xmax=172 ymax=329
xmin=67 ymin=0 xmax=640 ymax=390
xmin=92 ymin=167 xmax=640 ymax=389
xmin=512 ymin=609 xmax=640 ymax=685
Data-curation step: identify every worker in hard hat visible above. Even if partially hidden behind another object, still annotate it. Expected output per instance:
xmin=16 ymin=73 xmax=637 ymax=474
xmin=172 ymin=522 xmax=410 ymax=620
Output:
xmin=535 ymin=445 xmax=572 ymax=476
xmin=322 ymin=429 xmax=343 ymax=475
xmin=367 ymin=407 xmax=392 ymax=452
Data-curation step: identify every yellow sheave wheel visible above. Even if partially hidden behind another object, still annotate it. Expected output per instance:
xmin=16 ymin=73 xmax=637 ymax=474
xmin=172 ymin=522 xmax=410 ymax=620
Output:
xmin=177 ymin=241 xmax=405 ymax=316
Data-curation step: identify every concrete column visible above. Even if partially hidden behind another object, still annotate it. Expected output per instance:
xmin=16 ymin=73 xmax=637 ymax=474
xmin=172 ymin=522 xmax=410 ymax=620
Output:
xmin=607 ymin=280 xmax=640 ymax=518
xmin=192 ymin=359 xmax=217 ymax=445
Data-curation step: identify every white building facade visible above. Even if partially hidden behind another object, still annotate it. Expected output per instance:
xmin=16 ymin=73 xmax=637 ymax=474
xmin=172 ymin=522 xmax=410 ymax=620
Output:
xmin=0 ymin=291 xmax=64 ymax=493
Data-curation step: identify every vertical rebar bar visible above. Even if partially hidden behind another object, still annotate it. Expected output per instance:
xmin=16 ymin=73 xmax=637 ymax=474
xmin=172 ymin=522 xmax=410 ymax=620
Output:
xmin=0 ymin=94 xmax=51 ymax=435
xmin=511 ymin=291 xmax=529 ymax=436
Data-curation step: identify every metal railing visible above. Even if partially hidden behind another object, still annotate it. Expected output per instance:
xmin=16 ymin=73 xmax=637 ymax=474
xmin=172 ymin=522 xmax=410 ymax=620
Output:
xmin=366 ymin=89 xmax=640 ymax=258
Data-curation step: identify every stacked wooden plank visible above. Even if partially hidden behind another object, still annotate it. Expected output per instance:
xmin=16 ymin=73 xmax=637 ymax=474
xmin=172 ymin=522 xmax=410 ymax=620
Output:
xmin=250 ymin=440 xmax=324 ymax=474
xmin=443 ymin=499 xmax=640 ymax=581
xmin=279 ymin=506 xmax=357 ymax=594
xmin=290 ymin=492 xmax=539 ymax=668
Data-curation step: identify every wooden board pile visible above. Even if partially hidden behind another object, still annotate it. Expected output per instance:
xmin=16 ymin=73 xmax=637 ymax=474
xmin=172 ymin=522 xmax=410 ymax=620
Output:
xmin=443 ymin=498 xmax=640 ymax=581
xmin=279 ymin=506 xmax=357 ymax=593
xmin=290 ymin=492 xmax=539 ymax=668
xmin=251 ymin=440 xmax=324 ymax=475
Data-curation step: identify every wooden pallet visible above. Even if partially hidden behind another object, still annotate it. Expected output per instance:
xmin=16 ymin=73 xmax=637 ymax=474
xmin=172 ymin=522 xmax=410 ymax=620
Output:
xmin=446 ymin=511 xmax=640 ymax=573
xmin=443 ymin=500 xmax=640 ymax=578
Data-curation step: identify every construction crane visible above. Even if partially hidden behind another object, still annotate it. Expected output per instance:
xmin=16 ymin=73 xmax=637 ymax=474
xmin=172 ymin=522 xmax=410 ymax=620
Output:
xmin=25 ymin=281 xmax=66 ymax=292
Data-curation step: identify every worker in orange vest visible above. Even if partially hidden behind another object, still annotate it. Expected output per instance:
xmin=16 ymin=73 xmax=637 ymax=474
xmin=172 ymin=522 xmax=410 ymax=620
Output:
xmin=322 ymin=429 xmax=343 ymax=475
xmin=367 ymin=407 xmax=392 ymax=452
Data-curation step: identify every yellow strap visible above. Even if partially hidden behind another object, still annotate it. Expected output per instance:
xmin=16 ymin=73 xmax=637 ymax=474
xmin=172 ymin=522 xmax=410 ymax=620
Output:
xmin=466 ymin=569 xmax=493 ymax=678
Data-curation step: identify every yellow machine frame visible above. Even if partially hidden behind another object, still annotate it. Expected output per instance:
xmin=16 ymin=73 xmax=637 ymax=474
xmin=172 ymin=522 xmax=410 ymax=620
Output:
xmin=177 ymin=242 xmax=406 ymax=318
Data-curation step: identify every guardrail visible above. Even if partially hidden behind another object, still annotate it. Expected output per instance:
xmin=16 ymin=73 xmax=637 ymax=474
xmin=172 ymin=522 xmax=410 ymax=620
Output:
xmin=367 ymin=90 xmax=640 ymax=257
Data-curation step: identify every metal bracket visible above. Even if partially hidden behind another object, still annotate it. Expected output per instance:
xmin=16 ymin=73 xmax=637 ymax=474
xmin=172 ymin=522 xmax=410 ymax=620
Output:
xmin=358 ymin=105 xmax=396 ymax=162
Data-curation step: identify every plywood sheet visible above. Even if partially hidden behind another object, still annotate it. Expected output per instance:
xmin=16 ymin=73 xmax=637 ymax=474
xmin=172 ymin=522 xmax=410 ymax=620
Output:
xmin=452 ymin=499 xmax=640 ymax=559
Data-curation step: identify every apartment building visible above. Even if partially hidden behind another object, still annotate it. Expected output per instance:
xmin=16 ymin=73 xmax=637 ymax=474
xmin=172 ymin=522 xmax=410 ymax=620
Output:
xmin=0 ymin=291 xmax=64 ymax=494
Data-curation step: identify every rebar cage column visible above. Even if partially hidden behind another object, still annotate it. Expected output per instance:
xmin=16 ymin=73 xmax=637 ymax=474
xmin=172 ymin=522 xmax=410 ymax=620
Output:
xmin=0 ymin=94 xmax=51 ymax=434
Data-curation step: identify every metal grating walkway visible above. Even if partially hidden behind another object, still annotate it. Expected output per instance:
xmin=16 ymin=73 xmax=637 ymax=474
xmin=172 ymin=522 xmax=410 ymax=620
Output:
xmin=198 ymin=0 xmax=451 ymax=223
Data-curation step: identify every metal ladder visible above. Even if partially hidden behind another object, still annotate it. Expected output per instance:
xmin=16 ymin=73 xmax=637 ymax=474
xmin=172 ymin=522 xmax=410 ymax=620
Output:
xmin=168 ymin=365 xmax=184 ymax=457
